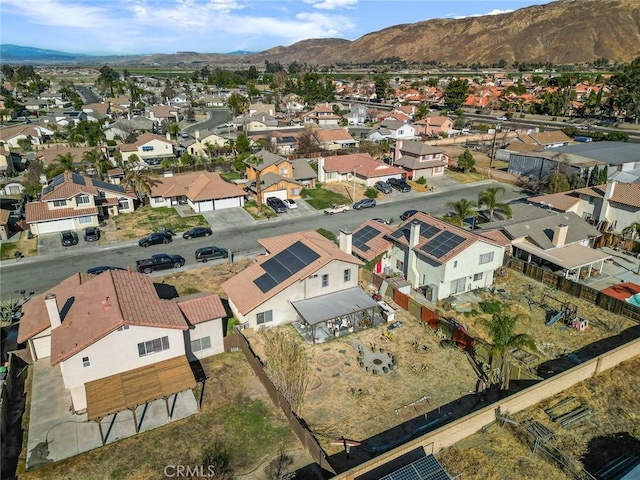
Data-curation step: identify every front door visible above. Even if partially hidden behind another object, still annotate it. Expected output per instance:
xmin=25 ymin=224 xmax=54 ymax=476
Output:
xmin=450 ymin=276 xmax=466 ymax=295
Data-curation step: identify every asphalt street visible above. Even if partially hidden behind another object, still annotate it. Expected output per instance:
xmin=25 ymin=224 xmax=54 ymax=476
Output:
xmin=0 ymin=182 xmax=523 ymax=300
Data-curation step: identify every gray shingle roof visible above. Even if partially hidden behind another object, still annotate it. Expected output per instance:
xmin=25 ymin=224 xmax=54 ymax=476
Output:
xmin=502 ymin=212 xmax=600 ymax=249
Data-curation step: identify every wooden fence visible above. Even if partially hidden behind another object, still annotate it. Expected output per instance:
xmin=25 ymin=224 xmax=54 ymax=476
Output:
xmin=223 ymin=332 xmax=336 ymax=475
xmin=506 ymin=256 xmax=640 ymax=322
xmin=591 ymin=232 xmax=640 ymax=254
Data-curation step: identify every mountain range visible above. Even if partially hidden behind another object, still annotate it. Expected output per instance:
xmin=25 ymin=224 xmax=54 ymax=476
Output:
xmin=2 ymin=0 xmax=639 ymax=67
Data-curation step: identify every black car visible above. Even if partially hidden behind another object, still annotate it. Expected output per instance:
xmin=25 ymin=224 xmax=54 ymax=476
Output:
xmin=400 ymin=209 xmax=420 ymax=221
xmin=61 ymin=230 xmax=79 ymax=247
xmin=138 ymin=232 xmax=173 ymax=247
xmin=374 ymin=181 xmax=392 ymax=194
xmin=87 ymin=266 xmax=126 ymax=275
xmin=195 ymin=246 xmax=228 ymax=263
xmin=83 ymin=227 xmax=100 ymax=242
xmin=353 ymin=198 xmax=376 ymax=210
xmin=266 ymin=197 xmax=287 ymax=214
xmin=183 ymin=227 xmax=212 ymax=239
xmin=388 ymin=178 xmax=411 ymax=193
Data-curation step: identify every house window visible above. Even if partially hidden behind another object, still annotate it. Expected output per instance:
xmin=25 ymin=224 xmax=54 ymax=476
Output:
xmin=137 ymin=336 xmax=170 ymax=357
xmin=117 ymin=325 xmax=130 ymax=331
xmin=454 ymin=261 xmax=458 ymax=268
xmin=53 ymin=199 xmax=67 ymax=207
xmin=344 ymin=269 xmax=351 ymax=282
xmin=291 ymin=188 xmax=301 ymax=196
xmin=118 ymin=198 xmax=129 ymax=210
xmin=76 ymin=195 xmax=90 ymax=205
xmin=78 ymin=215 xmax=92 ymax=224
xmin=142 ymin=145 xmax=154 ymax=152
xmin=322 ymin=274 xmax=329 ymax=287
xmin=280 ymin=167 xmax=288 ymax=175
xmin=82 ymin=356 xmax=90 ymax=367
xmin=479 ymin=252 xmax=494 ymax=265
xmin=256 ymin=310 xmax=273 ymax=325
xmin=396 ymin=259 xmax=404 ymax=271
xmin=191 ymin=336 xmax=212 ymax=352
xmin=588 ymin=197 xmax=594 ymax=205
xmin=474 ymin=272 xmax=483 ymax=281
xmin=434 ymin=166 xmax=443 ymax=173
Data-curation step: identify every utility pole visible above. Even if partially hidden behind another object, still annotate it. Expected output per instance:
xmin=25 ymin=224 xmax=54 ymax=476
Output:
xmin=489 ymin=124 xmax=500 ymax=170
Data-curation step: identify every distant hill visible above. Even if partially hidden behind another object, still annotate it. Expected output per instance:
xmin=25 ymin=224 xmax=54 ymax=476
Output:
xmin=0 ymin=44 xmax=88 ymax=61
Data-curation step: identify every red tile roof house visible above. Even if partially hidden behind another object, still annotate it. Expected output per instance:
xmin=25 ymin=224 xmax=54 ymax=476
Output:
xmin=312 ymin=128 xmax=359 ymax=151
xmin=222 ymin=231 xmax=375 ymax=338
xmin=317 ymin=152 xmax=405 ymax=187
xmin=149 ymin=171 xmax=247 ymax=212
xmin=25 ymin=172 xmax=137 ymax=235
xmin=383 ymin=213 xmax=505 ymax=301
xmin=17 ymin=269 xmax=226 ymax=413
xmin=119 ymin=132 xmax=176 ymax=165
xmin=301 ymin=103 xmax=341 ymax=126
xmin=412 ymin=116 xmax=454 ymax=137
xmin=349 ymin=220 xmax=395 ymax=275
xmin=391 ymin=140 xmax=449 ymax=180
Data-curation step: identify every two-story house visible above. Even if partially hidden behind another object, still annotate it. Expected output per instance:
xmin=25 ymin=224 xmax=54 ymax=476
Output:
xmin=384 ymin=213 xmax=505 ymax=301
xmin=147 ymin=105 xmax=180 ymax=125
xmin=412 ymin=116 xmax=454 ymax=137
xmin=392 ymin=140 xmax=449 ymax=179
xmin=244 ymin=149 xmax=316 ymax=201
xmin=0 ymin=124 xmax=54 ymax=148
xmin=367 ymin=120 xmax=416 ymax=142
xmin=17 ymin=270 xmax=226 ymax=413
xmin=25 ymin=172 xmax=137 ymax=235
xmin=222 ymin=231 xmax=374 ymax=336
xmin=301 ymin=104 xmax=341 ymax=126
xmin=119 ymin=132 xmax=176 ymax=165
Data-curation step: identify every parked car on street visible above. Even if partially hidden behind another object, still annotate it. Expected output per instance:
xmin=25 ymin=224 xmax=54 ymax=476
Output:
xmin=183 ymin=227 xmax=212 ymax=239
xmin=266 ymin=197 xmax=287 ymax=214
xmin=282 ymin=199 xmax=297 ymax=209
xmin=388 ymin=178 xmax=411 ymax=193
xmin=83 ymin=227 xmax=100 ymax=242
xmin=60 ymin=231 xmax=79 ymax=247
xmin=136 ymin=253 xmax=185 ymax=274
xmin=87 ymin=266 xmax=126 ymax=275
xmin=353 ymin=198 xmax=376 ymax=210
xmin=374 ymin=181 xmax=392 ymax=194
xmin=324 ymin=204 xmax=350 ymax=215
xmin=400 ymin=209 xmax=421 ymax=221
xmin=195 ymin=246 xmax=228 ymax=263
xmin=138 ymin=232 xmax=173 ymax=247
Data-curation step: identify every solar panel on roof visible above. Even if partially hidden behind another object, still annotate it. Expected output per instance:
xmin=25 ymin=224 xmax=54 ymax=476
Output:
xmin=254 ymin=274 xmax=278 ymax=293
xmin=72 ymin=173 xmax=86 ymax=186
xmin=420 ymin=223 xmax=441 ymax=238
xmin=379 ymin=455 xmax=452 ymax=480
xmin=50 ymin=174 xmax=65 ymax=187
xmin=353 ymin=225 xmax=381 ymax=252
xmin=42 ymin=186 xmax=53 ymax=195
xmin=420 ymin=231 xmax=466 ymax=259
xmin=93 ymin=179 xmax=124 ymax=192
xmin=253 ymin=241 xmax=321 ymax=293
xmin=288 ymin=241 xmax=320 ymax=265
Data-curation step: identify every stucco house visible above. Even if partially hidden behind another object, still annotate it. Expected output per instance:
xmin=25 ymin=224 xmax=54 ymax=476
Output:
xmin=244 ymin=149 xmax=316 ymax=201
xmin=384 ymin=213 xmax=505 ymax=301
xmin=0 ymin=124 xmax=54 ymax=148
xmin=17 ymin=270 xmax=226 ymax=413
xmin=367 ymin=120 xmax=416 ymax=142
xmin=150 ymin=171 xmax=246 ymax=212
xmin=25 ymin=172 xmax=137 ymax=235
xmin=412 ymin=116 xmax=454 ymax=137
xmin=391 ymin=140 xmax=449 ymax=180
xmin=312 ymin=128 xmax=359 ymax=151
xmin=222 ymin=230 xmax=365 ymax=330
xmin=119 ymin=132 xmax=176 ymax=165
xmin=317 ymin=153 xmax=404 ymax=187
xmin=148 ymin=105 xmax=180 ymax=124
xmin=301 ymin=104 xmax=341 ymax=126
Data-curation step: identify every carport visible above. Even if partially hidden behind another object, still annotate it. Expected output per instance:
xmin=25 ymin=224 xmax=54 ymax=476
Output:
xmin=85 ymin=356 xmax=196 ymax=445
xmin=292 ymin=287 xmax=381 ymax=344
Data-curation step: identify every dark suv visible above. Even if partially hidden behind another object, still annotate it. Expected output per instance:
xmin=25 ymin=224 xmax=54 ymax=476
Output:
xmin=195 ymin=246 xmax=228 ymax=263
xmin=388 ymin=178 xmax=411 ymax=193
xmin=183 ymin=227 xmax=212 ymax=239
xmin=267 ymin=197 xmax=287 ymax=214
xmin=83 ymin=227 xmax=100 ymax=242
xmin=61 ymin=230 xmax=79 ymax=247
xmin=374 ymin=181 xmax=392 ymax=194
xmin=138 ymin=232 xmax=172 ymax=247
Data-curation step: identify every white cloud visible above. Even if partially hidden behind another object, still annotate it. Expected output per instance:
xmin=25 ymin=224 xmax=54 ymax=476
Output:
xmin=303 ymin=0 xmax=357 ymax=11
xmin=447 ymin=8 xmax=514 ymax=19
xmin=0 ymin=0 xmax=111 ymax=29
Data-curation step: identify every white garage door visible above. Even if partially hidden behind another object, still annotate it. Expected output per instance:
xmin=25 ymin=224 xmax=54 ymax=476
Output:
xmin=36 ymin=219 xmax=75 ymax=234
xmin=198 ymin=200 xmax=214 ymax=212
xmin=213 ymin=197 xmax=241 ymax=210
xmin=262 ymin=190 xmax=287 ymax=202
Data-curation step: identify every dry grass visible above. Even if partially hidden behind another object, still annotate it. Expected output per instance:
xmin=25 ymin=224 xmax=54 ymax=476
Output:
xmin=112 ymin=207 xmax=209 ymax=240
xmin=321 ymin=181 xmax=374 ymax=203
xmin=440 ymin=145 xmax=509 ymax=170
xmin=445 ymin=169 xmax=487 ymax=184
xmin=158 ymin=259 xmax=253 ymax=297
xmin=0 ymin=232 xmax=38 ymax=260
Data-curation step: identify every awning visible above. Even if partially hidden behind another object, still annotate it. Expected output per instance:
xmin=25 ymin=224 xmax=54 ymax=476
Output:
xmin=85 ymin=356 xmax=195 ymax=421
xmin=291 ymin=287 xmax=379 ymax=326
xmin=514 ymin=240 xmax=610 ymax=270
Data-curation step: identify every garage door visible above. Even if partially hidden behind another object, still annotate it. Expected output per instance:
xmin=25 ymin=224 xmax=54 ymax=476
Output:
xmin=213 ymin=198 xmax=241 ymax=210
xmin=36 ymin=219 xmax=75 ymax=234
xmin=262 ymin=190 xmax=287 ymax=202
xmin=198 ymin=200 xmax=214 ymax=212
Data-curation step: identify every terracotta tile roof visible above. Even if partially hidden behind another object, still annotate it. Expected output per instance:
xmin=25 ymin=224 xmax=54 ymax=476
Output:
xmin=222 ymin=230 xmax=363 ymax=315
xmin=477 ymin=229 xmax=512 ymax=248
xmin=37 ymin=146 xmax=95 ymax=167
xmin=322 ymin=153 xmax=404 ymax=178
xmin=25 ymin=202 xmax=99 ymax=223
xmin=18 ymin=270 xmax=188 ymax=365
xmin=0 ymin=208 xmax=10 ymax=226
xmin=175 ymin=292 xmax=226 ymax=325
xmin=389 ymin=213 xmax=502 ymax=265
xmin=609 ymin=183 xmax=640 ymax=208
xmin=528 ymin=193 xmax=581 ymax=211
xmin=135 ymin=132 xmax=174 ymax=147
xmin=313 ymin=129 xmax=355 ymax=142
xmin=39 ymin=171 xmax=134 ymax=202
xmin=351 ymin=220 xmax=394 ymax=262
xmin=151 ymin=172 xmax=245 ymax=201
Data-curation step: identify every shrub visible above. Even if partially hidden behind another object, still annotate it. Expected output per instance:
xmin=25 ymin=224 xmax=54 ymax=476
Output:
xmin=364 ymin=187 xmax=378 ymax=199
xmin=479 ymin=301 xmax=503 ymax=315
xmin=226 ymin=318 xmax=240 ymax=336
xmin=316 ymin=228 xmax=337 ymax=243
xmin=415 ymin=176 xmax=427 ymax=185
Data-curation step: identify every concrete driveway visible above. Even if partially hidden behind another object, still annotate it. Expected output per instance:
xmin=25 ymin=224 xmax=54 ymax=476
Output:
xmin=26 ymin=360 xmax=198 ymax=470
xmin=37 ymin=232 xmax=106 ymax=257
xmin=201 ymin=207 xmax=256 ymax=232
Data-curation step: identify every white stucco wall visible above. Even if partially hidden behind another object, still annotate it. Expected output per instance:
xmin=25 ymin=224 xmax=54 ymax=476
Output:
xmin=184 ymin=319 xmax=224 ymax=361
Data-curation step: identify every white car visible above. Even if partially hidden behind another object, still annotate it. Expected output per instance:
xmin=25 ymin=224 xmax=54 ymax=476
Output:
xmin=282 ymin=199 xmax=297 ymax=209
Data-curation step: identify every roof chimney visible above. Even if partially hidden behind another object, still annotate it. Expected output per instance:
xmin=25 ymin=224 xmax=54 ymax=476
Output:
xmin=552 ymin=224 xmax=569 ymax=248
xmin=166 ymin=131 xmax=171 ymax=141
xmin=340 ymin=229 xmax=352 ymax=255
xmin=44 ymin=293 xmax=61 ymax=329
xmin=409 ymin=220 xmax=421 ymax=249
xmin=194 ymin=130 xmax=200 ymax=140
xmin=317 ymin=156 xmax=326 ymax=182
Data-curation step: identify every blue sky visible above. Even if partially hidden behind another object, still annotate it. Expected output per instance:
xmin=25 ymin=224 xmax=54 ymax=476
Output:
xmin=0 ymin=0 xmax=554 ymax=56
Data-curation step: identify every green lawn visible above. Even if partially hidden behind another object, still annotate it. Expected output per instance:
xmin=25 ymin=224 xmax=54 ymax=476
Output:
xmin=244 ymin=200 xmax=276 ymax=219
xmin=113 ymin=206 xmax=210 ymax=240
xmin=303 ymin=187 xmax=351 ymax=209
xmin=220 ymin=171 xmax=243 ymax=181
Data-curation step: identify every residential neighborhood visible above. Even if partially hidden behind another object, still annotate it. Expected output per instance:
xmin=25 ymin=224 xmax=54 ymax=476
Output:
xmin=2 ymin=22 xmax=640 ymax=480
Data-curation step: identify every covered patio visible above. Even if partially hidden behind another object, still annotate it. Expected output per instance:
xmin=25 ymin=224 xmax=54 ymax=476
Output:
xmin=512 ymin=241 xmax=611 ymax=281
xmin=291 ymin=287 xmax=384 ymax=344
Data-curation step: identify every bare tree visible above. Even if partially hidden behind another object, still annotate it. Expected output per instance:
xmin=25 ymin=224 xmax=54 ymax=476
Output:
xmin=265 ymin=450 xmax=295 ymax=480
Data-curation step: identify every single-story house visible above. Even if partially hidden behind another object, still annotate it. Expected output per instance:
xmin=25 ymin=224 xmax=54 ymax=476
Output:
xmin=367 ymin=120 xmax=416 ymax=142
xmin=317 ymin=153 xmax=405 ymax=187
xmin=312 ymin=128 xmax=359 ymax=151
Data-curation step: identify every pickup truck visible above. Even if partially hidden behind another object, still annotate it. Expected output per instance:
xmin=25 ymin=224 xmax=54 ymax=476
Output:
xmin=136 ymin=253 xmax=185 ymax=274
xmin=324 ymin=204 xmax=350 ymax=215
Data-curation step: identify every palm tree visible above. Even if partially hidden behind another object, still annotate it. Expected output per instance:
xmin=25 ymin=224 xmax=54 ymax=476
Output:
xmin=204 ymin=143 xmax=217 ymax=163
xmin=168 ymin=123 xmax=180 ymax=141
xmin=445 ymin=198 xmax=477 ymax=227
xmin=122 ymin=168 xmax=160 ymax=204
xmin=53 ymin=152 xmax=76 ymax=172
xmin=484 ymin=312 xmax=536 ymax=361
xmin=478 ymin=186 xmax=512 ymax=221
xmin=622 ymin=222 xmax=640 ymax=239
xmin=245 ymin=154 xmax=264 ymax=216
xmin=82 ymin=148 xmax=110 ymax=180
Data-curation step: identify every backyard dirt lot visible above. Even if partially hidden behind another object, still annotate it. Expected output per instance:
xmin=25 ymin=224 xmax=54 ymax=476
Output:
xmin=112 ymin=206 xmax=209 ymax=241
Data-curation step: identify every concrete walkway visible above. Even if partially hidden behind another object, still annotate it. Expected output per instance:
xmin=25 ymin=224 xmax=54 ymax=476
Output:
xmin=26 ymin=360 xmax=198 ymax=471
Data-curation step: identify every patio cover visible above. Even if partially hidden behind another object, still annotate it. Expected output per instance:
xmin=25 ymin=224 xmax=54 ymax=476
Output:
xmin=291 ymin=287 xmax=379 ymax=326
xmin=85 ymin=356 xmax=195 ymax=421
xmin=514 ymin=241 xmax=610 ymax=270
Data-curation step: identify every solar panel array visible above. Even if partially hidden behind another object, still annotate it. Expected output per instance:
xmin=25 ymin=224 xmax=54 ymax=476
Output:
xmin=420 ymin=231 xmax=466 ymax=259
xmin=93 ymin=179 xmax=124 ymax=193
xmin=390 ymin=221 xmax=442 ymax=242
xmin=379 ymin=455 xmax=452 ymax=480
xmin=254 ymin=241 xmax=321 ymax=293
xmin=352 ymin=225 xmax=381 ymax=253
xmin=71 ymin=173 xmax=86 ymax=186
